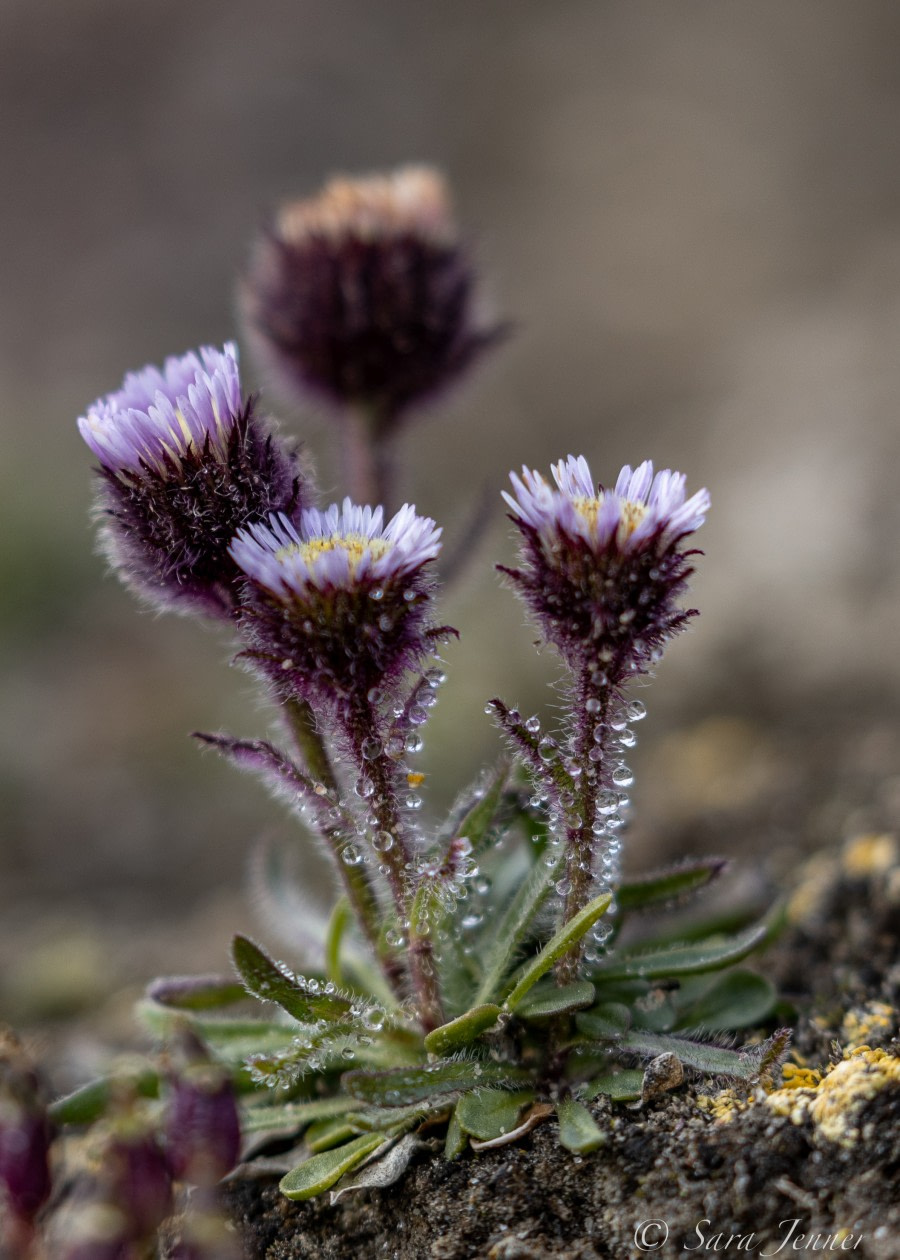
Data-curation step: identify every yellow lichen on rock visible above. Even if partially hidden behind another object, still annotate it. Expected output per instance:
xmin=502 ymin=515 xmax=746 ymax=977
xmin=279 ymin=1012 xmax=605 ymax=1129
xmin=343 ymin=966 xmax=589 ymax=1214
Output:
xmin=841 ymin=1001 xmax=895 ymax=1050
xmin=765 ymin=1048 xmax=900 ymax=1146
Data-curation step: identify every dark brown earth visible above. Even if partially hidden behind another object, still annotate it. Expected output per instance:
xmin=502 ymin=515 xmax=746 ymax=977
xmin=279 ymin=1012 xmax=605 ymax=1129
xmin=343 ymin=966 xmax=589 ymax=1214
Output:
xmin=219 ymin=818 xmax=900 ymax=1260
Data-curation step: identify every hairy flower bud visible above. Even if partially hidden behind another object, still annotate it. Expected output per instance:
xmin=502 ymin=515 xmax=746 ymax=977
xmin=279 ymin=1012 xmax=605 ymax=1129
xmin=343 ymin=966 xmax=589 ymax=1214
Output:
xmin=240 ymin=167 xmax=503 ymax=429
xmin=231 ymin=499 xmax=447 ymax=712
xmin=78 ymin=343 xmax=305 ymax=617
xmin=502 ymin=457 xmax=709 ymax=679
xmin=165 ymin=1063 xmax=241 ymax=1187
xmin=0 ymin=1030 xmax=52 ymax=1226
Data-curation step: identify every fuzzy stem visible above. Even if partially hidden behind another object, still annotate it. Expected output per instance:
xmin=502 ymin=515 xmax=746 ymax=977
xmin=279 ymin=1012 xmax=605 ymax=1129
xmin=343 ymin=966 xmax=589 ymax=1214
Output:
xmin=341 ymin=405 xmax=396 ymax=511
xmin=556 ymin=668 xmax=608 ymax=986
xmin=346 ymin=698 xmax=446 ymax=1034
xmin=283 ymin=697 xmax=404 ymax=997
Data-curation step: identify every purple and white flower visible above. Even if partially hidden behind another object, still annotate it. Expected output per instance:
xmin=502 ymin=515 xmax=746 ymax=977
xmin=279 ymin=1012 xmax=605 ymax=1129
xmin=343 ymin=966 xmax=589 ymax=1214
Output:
xmin=78 ymin=344 xmax=243 ymax=476
xmin=230 ymin=499 xmax=442 ymax=600
xmin=77 ymin=345 xmax=303 ymax=618
xmin=503 ymin=456 xmax=709 ymax=555
xmin=501 ymin=455 xmax=709 ymax=679
xmin=231 ymin=499 xmax=446 ymax=711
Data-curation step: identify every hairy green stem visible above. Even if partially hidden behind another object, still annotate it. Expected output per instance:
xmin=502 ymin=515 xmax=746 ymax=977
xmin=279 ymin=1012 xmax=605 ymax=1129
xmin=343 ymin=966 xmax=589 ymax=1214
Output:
xmin=283 ymin=697 xmax=404 ymax=998
xmin=348 ymin=699 xmax=445 ymax=1034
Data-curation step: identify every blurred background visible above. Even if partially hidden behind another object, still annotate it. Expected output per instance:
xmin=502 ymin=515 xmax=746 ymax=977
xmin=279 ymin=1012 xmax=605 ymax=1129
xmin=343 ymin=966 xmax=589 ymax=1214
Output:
xmin=3 ymin=0 xmax=900 ymax=1068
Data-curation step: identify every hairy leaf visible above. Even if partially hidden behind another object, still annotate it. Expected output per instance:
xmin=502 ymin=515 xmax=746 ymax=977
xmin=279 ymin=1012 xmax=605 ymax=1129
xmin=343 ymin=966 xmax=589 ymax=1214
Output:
xmin=473 ymin=850 xmax=564 ymax=1007
xmin=279 ymin=1134 xmax=385 ymax=1200
xmin=616 ymin=859 xmax=728 ymax=913
xmin=455 ymin=1089 xmax=533 ymax=1142
xmin=672 ymin=970 xmax=776 ymax=1032
xmin=590 ymin=922 xmax=767 ymax=981
xmin=504 ymin=892 xmax=613 ymax=1012
xmin=50 ymin=1066 xmax=159 ymax=1126
xmin=556 ymin=1097 xmax=607 ymax=1152
xmin=423 ymin=1004 xmax=503 ymax=1056
xmin=575 ymin=1002 xmax=632 ymax=1041
xmin=517 ymin=980 xmax=596 ymax=1021
xmin=619 ymin=1028 xmax=791 ymax=1082
xmin=232 ymin=935 xmax=353 ymax=1022
xmin=240 ymin=1096 xmax=356 ymax=1135
xmin=342 ymin=1060 xmax=531 ymax=1106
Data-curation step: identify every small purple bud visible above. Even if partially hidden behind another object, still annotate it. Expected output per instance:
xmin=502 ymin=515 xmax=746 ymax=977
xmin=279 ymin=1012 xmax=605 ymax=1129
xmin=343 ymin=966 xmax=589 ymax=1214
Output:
xmin=106 ymin=1127 xmax=173 ymax=1241
xmin=166 ymin=1066 xmax=241 ymax=1186
xmin=240 ymin=167 xmax=505 ymax=428
xmin=0 ymin=1030 xmax=52 ymax=1225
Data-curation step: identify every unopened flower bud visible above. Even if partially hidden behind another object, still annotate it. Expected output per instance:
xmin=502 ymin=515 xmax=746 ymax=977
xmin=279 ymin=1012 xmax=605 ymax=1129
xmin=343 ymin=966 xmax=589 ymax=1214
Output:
xmin=165 ymin=1064 xmax=241 ymax=1187
xmin=240 ymin=167 xmax=504 ymax=429
xmin=0 ymin=1030 xmax=52 ymax=1226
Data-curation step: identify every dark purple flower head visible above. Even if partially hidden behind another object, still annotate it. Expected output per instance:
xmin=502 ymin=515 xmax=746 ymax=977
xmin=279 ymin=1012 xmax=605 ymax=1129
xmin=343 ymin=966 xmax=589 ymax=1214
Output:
xmin=230 ymin=498 xmax=445 ymax=710
xmin=502 ymin=456 xmax=709 ymax=679
xmin=0 ymin=1031 xmax=52 ymax=1225
xmin=78 ymin=343 xmax=305 ymax=618
xmin=165 ymin=1063 xmax=241 ymax=1186
xmin=104 ymin=1124 xmax=173 ymax=1241
xmin=239 ymin=167 xmax=504 ymax=429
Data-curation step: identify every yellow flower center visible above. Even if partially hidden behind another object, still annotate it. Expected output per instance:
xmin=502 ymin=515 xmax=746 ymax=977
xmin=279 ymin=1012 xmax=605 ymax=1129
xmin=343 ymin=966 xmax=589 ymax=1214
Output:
xmin=572 ymin=494 xmax=648 ymax=540
xmin=278 ymin=533 xmax=392 ymax=573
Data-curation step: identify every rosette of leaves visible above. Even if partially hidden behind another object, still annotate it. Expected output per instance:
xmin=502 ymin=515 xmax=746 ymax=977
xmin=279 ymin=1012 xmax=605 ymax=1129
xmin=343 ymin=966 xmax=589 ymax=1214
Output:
xmin=63 ymin=764 xmax=788 ymax=1206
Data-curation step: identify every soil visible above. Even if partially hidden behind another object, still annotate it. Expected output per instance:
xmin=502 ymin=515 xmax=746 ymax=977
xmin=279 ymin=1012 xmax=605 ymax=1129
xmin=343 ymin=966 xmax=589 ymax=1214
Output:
xmin=220 ymin=815 xmax=900 ymax=1259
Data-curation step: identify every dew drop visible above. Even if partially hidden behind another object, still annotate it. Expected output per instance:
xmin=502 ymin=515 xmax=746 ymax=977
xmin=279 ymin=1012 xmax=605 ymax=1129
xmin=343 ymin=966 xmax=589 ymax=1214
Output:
xmin=378 ymin=614 xmax=393 ymax=631
xmin=404 ymin=794 xmax=423 ymax=811
xmin=361 ymin=737 xmax=383 ymax=760
xmin=538 ymin=736 xmax=557 ymax=762
xmin=524 ymin=715 xmax=541 ymax=734
xmin=619 ymin=729 xmax=637 ymax=748
xmin=355 ymin=776 xmax=375 ymax=799
xmin=405 ymin=732 xmax=424 ymax=753
xmin=626 ymin=700 xmax=647 ymax=721
xmin=408 ymin=705 xmax=429 ymax=726
xmin=373 ymin=830 xmax=395 ymax=853
xmin=612 ymin=765 xmax=634 ymax=788
xmin=403 ymin=589 xmax=417 ymax=602
xmin=585 ymin=697 xmax=601 ymax=714
xmin=596 ymin=789 xmax=619 ymax=814
xmin=425 ymin=668 xmax=446 ymax=687
xmin=367 ymin=687 xmax=384 ymax=704
xmin=385 ymin=927 xmax=406 ymax=948
xmin=342 ymin=844 xmax=363 ymax=866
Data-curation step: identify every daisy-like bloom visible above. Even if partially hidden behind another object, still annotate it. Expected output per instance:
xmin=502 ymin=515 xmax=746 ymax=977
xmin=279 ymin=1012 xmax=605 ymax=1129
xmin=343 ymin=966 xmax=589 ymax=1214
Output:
xmin=78 ymin=343 xmax=304 ymax=617
xmin=231 ymin=499 xmax=445 ymax=710
xmin=239 ymin=166 xmax=504 ymax=429
xmin=502 ymin=456 xmax=709 ymax=678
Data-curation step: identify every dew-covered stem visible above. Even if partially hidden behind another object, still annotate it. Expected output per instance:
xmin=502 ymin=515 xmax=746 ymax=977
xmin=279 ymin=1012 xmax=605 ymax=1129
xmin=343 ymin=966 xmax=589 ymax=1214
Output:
xmin=346 ymin=697 xmax=446 ymax=1033
xmin=283 ymin=697 xmax=404 ymax=997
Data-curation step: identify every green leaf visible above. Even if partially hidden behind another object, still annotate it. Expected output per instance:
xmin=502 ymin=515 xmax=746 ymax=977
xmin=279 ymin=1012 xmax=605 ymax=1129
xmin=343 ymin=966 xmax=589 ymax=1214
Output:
xmin=616 ymin=859 xmax=728 ymax=913
xmin=630 ymin=995 xmax=677 ymax=1033
xmin=342 ymin=1060 xmax=531 ymax=1107
xmin=444 ymin=1108 xmax=467 ymax=1161
xmin=324 ymin=899 xmax=351 ymax=988
xmin=240 ymin=1096 xmax=356 ymax=1135
xmin=232 ymin=935 xmax=353 ymax=1022
xmin=345 ymin=1100 xmax=446 ymax=1133
xmin=618 ymin=1028 xmax=790 ymax=1081
xmin=672 ymin=970 xmax=777 ymax=1032
xmin=585 ymin=1069 xmax=643 ymax=1102
xmin=307 ymin=1116 xmax=360 ymax=1152
xmin=472 ymin=850 xmax=564 ymax=1007
xmin=517 ymin=980 xmax=596 ymax=1020
xmin=146 ymin=974 xmax=249 ymax=1011
xmin=424 ymin=1004 xmax=503 ymax=1056
xmin=455 ymin=1089 xmax=533 ymax=1142
xmin=590 ymin=922 xmax=767 ymax=981
xmin=451 ymin=759 xmax=512 ymax=855
xmin=503 ymin=892 xmax=613 ymax=1012
xmin=556 ymin=1097 xmax=607 ymax=1152
xmin=49 ymin=1066 xmax=159 ymax=1126
xmin=575 ymin=1002 xmax=632 ymax=1040
xmin=279 ymin=1133 xmax=385 ymax=1201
